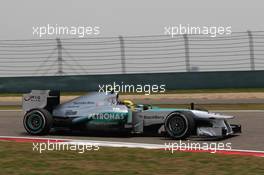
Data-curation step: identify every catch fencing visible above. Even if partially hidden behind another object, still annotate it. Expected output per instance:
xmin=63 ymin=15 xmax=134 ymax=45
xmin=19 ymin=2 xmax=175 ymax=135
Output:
xmin=0 ymin=31 xmax=263 ymax=77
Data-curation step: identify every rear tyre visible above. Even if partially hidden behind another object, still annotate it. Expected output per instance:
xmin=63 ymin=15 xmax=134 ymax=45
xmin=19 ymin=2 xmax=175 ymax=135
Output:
xmin=23 ymin=108 xmax=53 ymax=135
xmin=165 ymin=112 xmax=195 ymax=139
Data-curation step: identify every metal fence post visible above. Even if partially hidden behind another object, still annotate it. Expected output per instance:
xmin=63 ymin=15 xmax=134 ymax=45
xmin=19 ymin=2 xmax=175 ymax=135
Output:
xmin=247 ymin=31 xmax=255 ymax=71
xmin=183 ymin=34 xmax=190 ymax=72
xmin=56 ymin=38 xmax=63 ymax=75
xmin=119 ymin=36 xmax=126 ymax=74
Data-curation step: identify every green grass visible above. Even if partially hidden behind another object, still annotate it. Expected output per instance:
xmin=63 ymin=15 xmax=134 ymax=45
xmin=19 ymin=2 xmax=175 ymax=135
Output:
xmin=1 ymin=103 xmax=264 ymax=110
xmin=1 ymin=88 xmax=264 ymax=97
xmin=0 ymin=93 xmax=22 ymax=97
xmin=0 ymin=92 xmax=87 ymax=97
xmin=159 ymin=88 xmax=264 ymax=94
xmin=0 ymin=105 xmax=21 ymax=110
xmin=0 ymin=141 xmax=263 ymax=175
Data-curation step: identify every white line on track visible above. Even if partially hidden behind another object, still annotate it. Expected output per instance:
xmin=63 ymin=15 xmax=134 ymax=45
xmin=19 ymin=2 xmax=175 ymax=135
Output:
xmin=0 ymin=136 xmax=264 ymax=154
xmin=1 ymin=109 xmax=264 ymax=113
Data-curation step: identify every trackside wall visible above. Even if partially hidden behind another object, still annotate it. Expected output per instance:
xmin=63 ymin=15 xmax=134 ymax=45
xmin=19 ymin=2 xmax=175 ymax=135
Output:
xmin=0 ymin=71 xmax=263 ymax=93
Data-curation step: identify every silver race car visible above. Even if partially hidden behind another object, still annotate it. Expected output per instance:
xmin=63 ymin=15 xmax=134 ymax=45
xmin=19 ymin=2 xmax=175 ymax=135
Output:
xmin=22 ymin=90 xmax=241 ymax=139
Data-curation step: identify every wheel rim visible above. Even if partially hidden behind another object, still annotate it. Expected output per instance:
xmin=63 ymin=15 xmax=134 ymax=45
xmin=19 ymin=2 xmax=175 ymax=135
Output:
xmin=168 ymin=115 xmax=187 ymax=136
xmin=26 ymin=112 xmax=44 ymax=131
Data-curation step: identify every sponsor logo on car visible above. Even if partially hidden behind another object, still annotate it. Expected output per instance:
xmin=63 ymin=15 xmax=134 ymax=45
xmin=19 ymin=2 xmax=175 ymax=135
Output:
xmin=24 ymin=95 xmax=41 ymax=102
xmin=73 ymin=101 xmax=95 ymax=105
xmin=88 ymin=112 xmax=127 ymax=120
xmin=65 ymin=110 xmax=77 ymax=115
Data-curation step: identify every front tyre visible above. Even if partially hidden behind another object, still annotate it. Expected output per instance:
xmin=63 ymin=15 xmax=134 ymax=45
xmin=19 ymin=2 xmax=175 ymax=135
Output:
xmin=165 ymin=112 xmax=195 ymax=139
xmin=23 ymin=108 xmax=53 ymax=135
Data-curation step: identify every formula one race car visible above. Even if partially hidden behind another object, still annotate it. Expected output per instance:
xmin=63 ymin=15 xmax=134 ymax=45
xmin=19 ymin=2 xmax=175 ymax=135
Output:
xmin=22 ymin=90 xmax=241 ymax=139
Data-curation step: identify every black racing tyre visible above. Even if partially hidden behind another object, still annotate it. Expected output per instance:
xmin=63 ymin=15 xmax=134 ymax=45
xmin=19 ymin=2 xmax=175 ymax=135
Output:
xmin=164 ymin=112 xmax=195 ymax=139
xmin=23 ymin=108 xmax=53 ymax=135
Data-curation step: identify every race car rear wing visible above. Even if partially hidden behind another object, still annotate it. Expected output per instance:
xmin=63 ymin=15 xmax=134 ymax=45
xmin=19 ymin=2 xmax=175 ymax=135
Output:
xmin=22 ymin=90 xmax=60 ymax=113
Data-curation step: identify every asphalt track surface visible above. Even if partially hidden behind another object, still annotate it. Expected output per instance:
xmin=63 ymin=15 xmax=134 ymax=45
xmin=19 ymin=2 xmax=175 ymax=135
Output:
xmin=0 ymin=110 xmax=263 ymax=151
